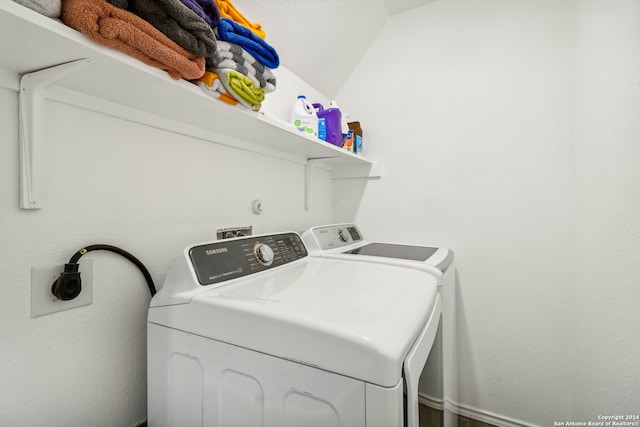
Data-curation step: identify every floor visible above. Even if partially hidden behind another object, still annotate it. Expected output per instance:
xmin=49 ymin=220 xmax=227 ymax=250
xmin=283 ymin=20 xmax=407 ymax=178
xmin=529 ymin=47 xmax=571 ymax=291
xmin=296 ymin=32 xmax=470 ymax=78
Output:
xmin=139 ymin=406 xmax=494 ymax=426
xmin=419 ymin=404 xmax=498 ymax=427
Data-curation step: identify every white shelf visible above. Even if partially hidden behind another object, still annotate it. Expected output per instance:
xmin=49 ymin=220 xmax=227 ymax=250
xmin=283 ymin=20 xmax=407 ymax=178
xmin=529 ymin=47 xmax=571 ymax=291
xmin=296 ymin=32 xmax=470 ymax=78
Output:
xmin=0 ymin=2 xmax=380 ymax=171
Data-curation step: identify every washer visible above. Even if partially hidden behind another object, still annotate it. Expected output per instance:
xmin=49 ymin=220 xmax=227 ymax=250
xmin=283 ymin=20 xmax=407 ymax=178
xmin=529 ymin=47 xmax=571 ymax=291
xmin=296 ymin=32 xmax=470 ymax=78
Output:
xmin=148 ymin=231 xmax=440 ymax=427
xmin=301 ymin=223 xmax=458 ymax=427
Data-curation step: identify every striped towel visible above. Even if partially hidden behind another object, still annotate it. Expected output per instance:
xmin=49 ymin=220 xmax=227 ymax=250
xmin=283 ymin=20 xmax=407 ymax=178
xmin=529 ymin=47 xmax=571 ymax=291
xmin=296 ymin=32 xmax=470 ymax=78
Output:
xmin=214 ymin=41 xmax=275 ymax=93
xmin=196 ymin=71 xmax=241 ymax=107
xmin=196 ymin=70 xmax=262 ymax=111
xmin=216 ymin=18 xmax=278 ymax=69
xmin=216 ymin=68 xmax=264 ymax=109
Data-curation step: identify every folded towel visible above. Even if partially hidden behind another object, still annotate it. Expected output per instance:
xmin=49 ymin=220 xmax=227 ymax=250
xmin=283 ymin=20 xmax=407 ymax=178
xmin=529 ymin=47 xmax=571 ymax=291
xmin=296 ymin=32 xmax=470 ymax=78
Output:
xmin=179 ymin=0 xmax=219 ymax=28
xmin=214 ymin=41 xmax=276 ymax=93
xmin=105 ymin=0 xmax=127 ymax=8
xmin=213 ymin=0 xmax=265 ymax=39
xmin=125 ymin=0 xmax=217 ymax=68
xmin=216 ymin=18 xmax=278 ymax=69
xmin=216 ymin=68 xmax=264 ymax=109
xmin=196 ymin=71 xmax=242 ymax=107
xmin=61 ymin=0 xmax=206 ymax=80
xmin=13 ymin=0 xmax=61 ymax=17
xmin=194 ymin=71 xmax=260 ymax=111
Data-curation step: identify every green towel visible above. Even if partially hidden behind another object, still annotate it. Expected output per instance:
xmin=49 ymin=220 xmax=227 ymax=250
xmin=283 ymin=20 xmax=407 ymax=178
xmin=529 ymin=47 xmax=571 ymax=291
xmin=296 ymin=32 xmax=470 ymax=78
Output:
xmin=215 ymin=68 xmax=264 ymax=110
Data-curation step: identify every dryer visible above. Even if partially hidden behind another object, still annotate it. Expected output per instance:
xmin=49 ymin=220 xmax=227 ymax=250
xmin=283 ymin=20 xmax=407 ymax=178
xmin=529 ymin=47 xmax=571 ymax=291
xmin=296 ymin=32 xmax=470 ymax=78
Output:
xmin=301 ymin=223 xmax=458 ymax=427
xmin=148 ymin=231 xmax=440 ymax=427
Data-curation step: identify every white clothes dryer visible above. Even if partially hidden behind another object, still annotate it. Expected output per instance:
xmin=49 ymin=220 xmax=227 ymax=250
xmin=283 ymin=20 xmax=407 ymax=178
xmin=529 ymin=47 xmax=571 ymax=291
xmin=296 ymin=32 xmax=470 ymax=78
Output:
xmin=301 ymin=223 xmax=458 ymax=427
xmin=148 ymin=231 xmax=441 ymax=427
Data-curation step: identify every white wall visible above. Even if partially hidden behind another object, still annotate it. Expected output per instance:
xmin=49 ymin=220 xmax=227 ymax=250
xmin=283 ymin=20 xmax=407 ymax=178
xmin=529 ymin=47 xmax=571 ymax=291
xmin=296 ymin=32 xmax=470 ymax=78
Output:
xmin=3 ymin=0 xmax=639 ymax=425
xmin=230 ymin=0 xmax=389 ymax=97
xmin=0 ymin=70 xmax=333 ymax=424
xmin=334 ymin=0 xmax=639 ymax=424
xmin=571 ymin=0 xmax=640 ymax=418
xmin=261 ymin=66 xmax=331 ymax=123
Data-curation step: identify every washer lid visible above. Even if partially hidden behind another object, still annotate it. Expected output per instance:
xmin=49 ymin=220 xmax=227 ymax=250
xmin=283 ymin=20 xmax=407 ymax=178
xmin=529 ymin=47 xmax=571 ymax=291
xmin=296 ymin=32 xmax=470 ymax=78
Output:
xmin=148 ymin=257 xmax=439 ymax=387
xmin=343 ymin=242 xmax=440 ymax=261
xmin=301 ymin=223 xmax=454 ymax=274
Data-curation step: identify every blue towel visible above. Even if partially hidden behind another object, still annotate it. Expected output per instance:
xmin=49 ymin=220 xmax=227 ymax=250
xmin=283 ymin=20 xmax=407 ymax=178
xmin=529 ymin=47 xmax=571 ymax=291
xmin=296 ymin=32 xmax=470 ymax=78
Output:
xmin=217 ymin=18 xmax=279 ymax=69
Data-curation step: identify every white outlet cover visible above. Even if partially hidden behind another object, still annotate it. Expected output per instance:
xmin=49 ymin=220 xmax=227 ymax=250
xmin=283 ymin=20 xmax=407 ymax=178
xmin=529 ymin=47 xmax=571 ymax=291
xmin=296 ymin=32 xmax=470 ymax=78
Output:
xmin=31 ymin=260 xmax=93 ymax=318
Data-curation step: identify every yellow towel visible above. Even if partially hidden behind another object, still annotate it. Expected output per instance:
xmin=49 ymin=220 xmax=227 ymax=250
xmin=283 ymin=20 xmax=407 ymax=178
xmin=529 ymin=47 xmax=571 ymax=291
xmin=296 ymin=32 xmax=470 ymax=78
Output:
xmin=213 ymin=0 xmax=266 ymax=39
xmin=196 ymin=71 xmax=263 ymax=111
xmin=221 ymin=69 xmax=265 ymax=107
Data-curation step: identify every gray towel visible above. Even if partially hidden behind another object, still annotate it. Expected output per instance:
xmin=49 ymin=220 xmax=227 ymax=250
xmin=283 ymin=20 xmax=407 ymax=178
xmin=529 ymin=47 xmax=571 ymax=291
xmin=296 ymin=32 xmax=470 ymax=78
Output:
xmin=13 ymin=0 xmax=61 ymax=17
xmin=214 ymin=41 xmax=276 ymax=93
xmin=125 ymin=0 xmax=217 ymax=68
xmin=106 ymin=0 xmax=128 ymax=8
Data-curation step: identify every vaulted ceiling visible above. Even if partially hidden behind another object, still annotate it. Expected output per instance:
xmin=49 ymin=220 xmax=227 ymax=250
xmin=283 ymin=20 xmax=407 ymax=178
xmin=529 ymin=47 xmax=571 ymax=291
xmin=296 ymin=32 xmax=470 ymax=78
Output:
xmin=232 ymin=0 xmax=436 ymax=97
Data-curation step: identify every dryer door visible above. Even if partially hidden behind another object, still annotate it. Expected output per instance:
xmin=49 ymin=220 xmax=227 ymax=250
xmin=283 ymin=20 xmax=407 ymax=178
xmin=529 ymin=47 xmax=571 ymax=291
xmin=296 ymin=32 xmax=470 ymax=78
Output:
xmin=403 ymin=294 xmax=442 ymax=427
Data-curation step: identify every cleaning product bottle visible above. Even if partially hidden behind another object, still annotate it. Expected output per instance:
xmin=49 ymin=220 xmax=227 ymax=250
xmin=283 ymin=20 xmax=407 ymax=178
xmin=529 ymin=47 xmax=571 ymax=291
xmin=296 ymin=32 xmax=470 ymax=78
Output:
xmin=290 ymin=95 xmax=318 ymax=137
xmin=330 ymin=100 xmax=350 ymax=135
xmin=313 ymin=102 xmax=343 ymax=147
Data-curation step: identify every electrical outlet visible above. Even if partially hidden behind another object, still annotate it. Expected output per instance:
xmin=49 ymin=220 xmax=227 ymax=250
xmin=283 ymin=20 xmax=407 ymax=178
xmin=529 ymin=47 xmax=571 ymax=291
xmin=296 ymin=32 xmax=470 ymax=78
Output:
xmin=31 ymin=260 xmax=93 ymax=318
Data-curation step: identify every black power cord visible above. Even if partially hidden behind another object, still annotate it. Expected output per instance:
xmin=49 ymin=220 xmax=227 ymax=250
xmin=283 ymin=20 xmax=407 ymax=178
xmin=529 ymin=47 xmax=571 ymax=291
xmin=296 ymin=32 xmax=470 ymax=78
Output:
xmin=51 ymin=244 xmax=157 ymax=300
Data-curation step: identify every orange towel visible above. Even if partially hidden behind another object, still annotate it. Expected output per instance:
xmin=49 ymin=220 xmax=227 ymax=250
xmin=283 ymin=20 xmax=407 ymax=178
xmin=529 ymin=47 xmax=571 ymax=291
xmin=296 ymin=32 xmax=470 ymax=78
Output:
xmin=195 ymin=71 xmax=260 ymax=112
xmin=195 ymin=71 xmax=239 ymax=106
xmin=61 ymin=0 xmax=206 ymax=80
xmin=213 ymin=0 xmax=265 ymax=40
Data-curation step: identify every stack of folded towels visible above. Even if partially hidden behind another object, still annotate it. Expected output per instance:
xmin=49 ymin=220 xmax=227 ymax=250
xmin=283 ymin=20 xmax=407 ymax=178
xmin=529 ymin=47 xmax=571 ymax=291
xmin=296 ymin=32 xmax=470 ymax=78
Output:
xmin=195 ymin=0 xmax=279 ymax=111
xmin=14 ymin=0 xmax=279 ymax=111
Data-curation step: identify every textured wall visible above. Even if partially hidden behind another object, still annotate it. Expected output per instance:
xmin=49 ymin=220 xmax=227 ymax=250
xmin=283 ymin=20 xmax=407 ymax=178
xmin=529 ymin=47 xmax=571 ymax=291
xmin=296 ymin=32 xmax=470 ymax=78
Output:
xmin=3 ymin=0 xmax=638 ymax=425
xmin=0 ymin=78 xmax=333 ymax=424
xmin=336 ymin=0 xmax=640 ymax=423
xmin=230 ymin=0 xmax=388 ymax=97
xmin=571 ymin=0 xmax=640 ymax=418
xmin=335 ymin=0 xmax=579 ymax=424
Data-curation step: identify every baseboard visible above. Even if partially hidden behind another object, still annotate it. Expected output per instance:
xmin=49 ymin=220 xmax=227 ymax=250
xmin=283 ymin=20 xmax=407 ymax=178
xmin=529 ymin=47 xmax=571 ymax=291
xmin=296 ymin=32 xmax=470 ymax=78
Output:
xmin=418 ymin=392 xmax=444 ymax=411
xmin=419 ymin=393 xmax=536 ymax=427
xmin=456 ymin=402 xmax=536 ymax=427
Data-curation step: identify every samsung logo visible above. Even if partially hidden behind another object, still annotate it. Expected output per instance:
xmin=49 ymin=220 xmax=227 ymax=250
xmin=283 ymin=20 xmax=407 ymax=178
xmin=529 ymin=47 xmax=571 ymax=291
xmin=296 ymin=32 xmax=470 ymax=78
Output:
xmin=205 ymin=247 xmax=229 ymax=255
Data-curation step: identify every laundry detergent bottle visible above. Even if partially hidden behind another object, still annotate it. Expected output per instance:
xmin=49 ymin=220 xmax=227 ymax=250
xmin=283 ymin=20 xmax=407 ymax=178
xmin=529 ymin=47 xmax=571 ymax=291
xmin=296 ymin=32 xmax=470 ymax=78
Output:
xmin=330 ymin=100 xmax=350 ymax=135
xmin=313 ymin=102 xmax=343 ymax=147
xmin=290 ymin=95 xmax=318 ymax=137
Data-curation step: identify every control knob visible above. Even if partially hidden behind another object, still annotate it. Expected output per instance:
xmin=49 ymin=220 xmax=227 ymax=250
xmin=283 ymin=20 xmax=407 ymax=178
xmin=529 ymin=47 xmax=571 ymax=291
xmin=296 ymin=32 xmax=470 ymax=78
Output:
xmin=338 ymin=228 xmax=351 ymax=243
xmin=254 ymin=243 xmax=274 ymax=266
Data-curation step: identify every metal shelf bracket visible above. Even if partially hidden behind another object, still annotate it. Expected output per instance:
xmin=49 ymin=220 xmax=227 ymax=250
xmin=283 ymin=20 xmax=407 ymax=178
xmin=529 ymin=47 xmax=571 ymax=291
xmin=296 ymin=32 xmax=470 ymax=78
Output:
xmin=305 ymin=158 xmax=383 ymax=210
xmin=305 ymin=158 xmax=331 ymax=211
xmin=19 ymin=59 xmax=91 ymax=209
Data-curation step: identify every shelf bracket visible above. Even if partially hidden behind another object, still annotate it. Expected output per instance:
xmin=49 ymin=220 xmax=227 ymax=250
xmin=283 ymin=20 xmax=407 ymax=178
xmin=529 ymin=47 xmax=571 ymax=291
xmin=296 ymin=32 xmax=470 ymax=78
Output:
xmin=19 ymin=59 xmax=91 ymax=209
xmin=332 ymin=161 xmax=383 ymax=180
xmin=305 ymin=157 xmax=334 ymax=210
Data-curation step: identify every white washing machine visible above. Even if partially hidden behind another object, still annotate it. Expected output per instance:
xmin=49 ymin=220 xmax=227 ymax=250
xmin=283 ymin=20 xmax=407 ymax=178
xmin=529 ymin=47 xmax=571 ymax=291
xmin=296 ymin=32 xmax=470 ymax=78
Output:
xmin=301 ymin=223 xmax=458 ymax=427
xmin=148 ymin=231 xmax=441 ymax=427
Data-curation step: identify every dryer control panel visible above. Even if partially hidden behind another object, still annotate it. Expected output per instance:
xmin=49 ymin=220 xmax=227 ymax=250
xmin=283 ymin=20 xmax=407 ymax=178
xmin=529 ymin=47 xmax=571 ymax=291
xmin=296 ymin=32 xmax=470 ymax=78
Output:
xmin=311 ymin=224 xmax=364 ymax=250
xmin=189 ymin=233 xmax=308 ymax=286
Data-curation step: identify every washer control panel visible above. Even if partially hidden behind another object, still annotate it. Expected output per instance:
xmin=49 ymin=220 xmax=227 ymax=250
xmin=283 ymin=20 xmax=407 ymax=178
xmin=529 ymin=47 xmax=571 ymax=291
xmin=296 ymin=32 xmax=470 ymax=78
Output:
xmin=312 ymin=224 xmax=363 ymax=250
xmin=189 ymin=232 xmax=308 ymax=286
